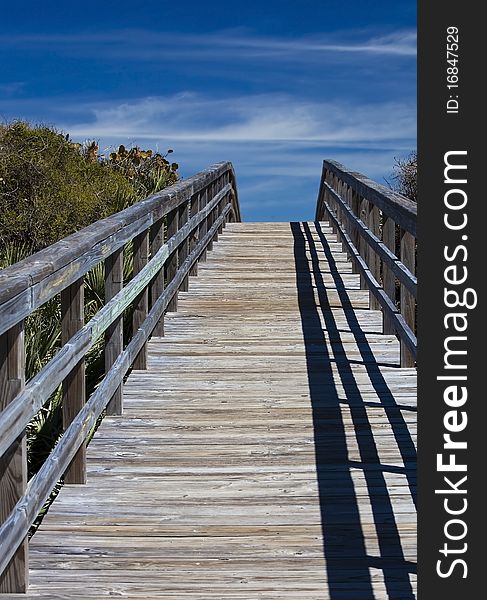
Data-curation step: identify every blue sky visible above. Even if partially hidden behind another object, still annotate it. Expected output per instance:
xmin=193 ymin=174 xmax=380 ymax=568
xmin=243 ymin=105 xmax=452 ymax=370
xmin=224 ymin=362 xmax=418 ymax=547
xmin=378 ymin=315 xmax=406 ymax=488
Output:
xmin=1 ymin=1 xmax=416 ymax=221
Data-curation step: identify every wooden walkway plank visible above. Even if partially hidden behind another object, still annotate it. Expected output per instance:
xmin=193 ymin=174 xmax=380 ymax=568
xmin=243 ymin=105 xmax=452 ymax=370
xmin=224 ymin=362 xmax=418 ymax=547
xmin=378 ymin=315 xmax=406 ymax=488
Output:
xmin=26 ymin=222 xmax=416 ymax=599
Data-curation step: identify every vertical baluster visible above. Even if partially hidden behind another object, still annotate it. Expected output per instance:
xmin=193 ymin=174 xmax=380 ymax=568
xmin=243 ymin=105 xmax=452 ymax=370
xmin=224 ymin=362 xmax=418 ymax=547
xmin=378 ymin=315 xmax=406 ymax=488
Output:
xmin=224 ymin=172 xmax=231 ymax=228
xmin=317 ymin=170 xmax=326 ymax=221
xmin=367 ymin=204 xmax=381 ymax=310
xmin=358 ymin=196 xmax=369 ymax=289
xmin=328 ymin=172 xmax=338 ymax=236
xmin=150 ymin=217 xmax=165 ymax=336
xmin=105 ymin=249 xmax=124 ymax=415
xmin=400 ymin=229 xmax=416 ymax=366
xmin=206 ymin=182 xmax=215 ymax=252
xmin=382 ymin=216 xmax=397 ymax=334
xmin=0 ymin=322 xmax=28 ymax=593
xmin=189 ymin=194 xmax=200 ymax=277
xmin=350 ymin=188 xmax=361 ymax=274
xmin=178 ymin=200 xmax=189 ymax=292
xmin=334 ymin=178 xmax=343 ymax=251
xmin=132 ymin=230 xmax=149 ymax=369
xmin=212 ymin=177 xmax=222 ymax=243
xmin=217 ymin=173 xmax=227 ymax=234
xmin=338 ymin=180 xmax=348 ymax=254
xmin=166 ymin=207 xmax=179 ymax=311
xmin=61 ymin=278 xmax=86 ymax=483
xmin=199 ymin=187 xmax=209 ymax=261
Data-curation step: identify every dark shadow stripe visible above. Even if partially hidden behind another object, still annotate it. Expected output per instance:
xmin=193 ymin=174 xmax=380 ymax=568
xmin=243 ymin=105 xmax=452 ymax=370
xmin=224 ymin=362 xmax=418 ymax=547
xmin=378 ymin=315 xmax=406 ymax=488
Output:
xmin=314 ymin=221 xmax=417 ymax=506
xmin=291 ymin=221 xmax=415 ymax=599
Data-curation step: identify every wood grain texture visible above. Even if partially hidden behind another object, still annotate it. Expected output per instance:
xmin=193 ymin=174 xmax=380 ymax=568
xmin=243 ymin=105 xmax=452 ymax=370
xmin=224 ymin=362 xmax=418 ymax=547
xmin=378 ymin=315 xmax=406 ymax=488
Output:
xmin=0 ymin=162 xmax=240 ymax=334
xmin=319 ymin=160 xmax=417 ymax=236
xmin=0 ymin=323 xmax=28 ymax=593
xmin=0 ymin=207 xmax=234 ymax=580
xmin=165 ymin=208 xmax=179 ymax=313
xmin=319 ymin=182 xmax=416 ymax=297
xmin=132 ymin=231 xmax=150 ymax=370
xmin=61 ymin=278 xmax=86 ymax=484
xmin=188 ymin=193 xmax=200 ymax=277
xmin=178 ymin=200 xmax=189 ymax=293
xmin=149 ymin=217 xmax=165 ymax=336
xmin=368 ymin=204 xmax=381 ymax=311
xmin=26 ymin=222 xmax=417 ymax=599
xmin=105 ymin=249 xmax=124 ymax=415
xmin=400 ymin=230 xmax=416 ymax=368
xmin=382 ymin=217 xmax=397 ymax=335
xmin=320 ymin=200 xmax=417 ymax=360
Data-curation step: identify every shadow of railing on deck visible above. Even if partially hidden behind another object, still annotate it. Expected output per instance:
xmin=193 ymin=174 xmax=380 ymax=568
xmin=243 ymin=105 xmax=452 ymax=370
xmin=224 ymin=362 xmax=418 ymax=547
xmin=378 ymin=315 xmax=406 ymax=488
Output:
xmin=291 ymin=221 xmax=416 ymax=600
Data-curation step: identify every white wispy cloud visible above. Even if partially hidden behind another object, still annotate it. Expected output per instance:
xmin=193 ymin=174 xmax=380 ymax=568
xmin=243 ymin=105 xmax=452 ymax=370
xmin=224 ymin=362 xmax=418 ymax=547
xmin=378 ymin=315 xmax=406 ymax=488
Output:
xmin=0 ymin=81 xmax=26 ymax=95
xmin=55 ymin=92 xmax=414 ymax=220
xmin=0 ymin=28 xmax=416 ymax=60
xmin=64 ymin=93 xmax=415 ymax=146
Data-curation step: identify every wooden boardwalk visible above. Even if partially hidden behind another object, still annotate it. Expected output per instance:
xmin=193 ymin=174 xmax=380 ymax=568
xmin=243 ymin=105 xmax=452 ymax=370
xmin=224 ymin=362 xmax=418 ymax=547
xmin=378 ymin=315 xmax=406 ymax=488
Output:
xmin=24 ymin=222 xmax=417 ymax=599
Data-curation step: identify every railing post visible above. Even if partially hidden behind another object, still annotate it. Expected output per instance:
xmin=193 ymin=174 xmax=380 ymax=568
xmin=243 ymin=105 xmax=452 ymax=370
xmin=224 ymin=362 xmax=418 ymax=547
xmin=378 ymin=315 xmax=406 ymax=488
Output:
xmin=206 ymin=183 xmax=215 ymax=252
xmin=321 ymin=169 xmax=331 ymax=225
xmin=105 ymin=249 xmax=124 ymax=414
xmin=350 ymin=188 xmax=361 ymax=274
xmin=178 ymin=200 xmax=189 ymax=292
xmin=333 ymin=178 xmax=343 ymax=250
xmin=199 ymin=187 xmax=209 ymax=262
xmin=211 ymin=179 xmax=221 ymax=243
xmin=150 ymin=217 xmax=165 ymax=336
xmin=382 ymin=216 xmax=397 ymax=334
xmin=0 ymin=322 xmax=28 ymax=593
xmin=358 ymin=196 xmax=369 ymax=289
xmin=217 ymin=173 xmax=227 ymax=234
xmin=400 ymin=229 xmax=416 ymax=366
xmin=189 ymin=194 xmax=200 ymax=277
xmin=61 ymin=278 xmax=86 ymax=484
xmin=166 ymin=207 xmax=179 ymax=311
xmin=133 ymin=230 xmax=149 ymax=369
xmin=328 ymin=173 xmax=338 ymax=236
xmin=367 ymin=204 xmax=381 ymax=310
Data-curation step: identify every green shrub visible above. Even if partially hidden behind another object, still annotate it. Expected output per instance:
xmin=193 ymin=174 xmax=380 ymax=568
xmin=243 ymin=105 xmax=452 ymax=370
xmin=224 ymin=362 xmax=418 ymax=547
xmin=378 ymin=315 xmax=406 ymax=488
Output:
xmin=0 ymin=122 xmax=180 ymax=485
xmin=0 ymin=121 xmax=136 ymax=250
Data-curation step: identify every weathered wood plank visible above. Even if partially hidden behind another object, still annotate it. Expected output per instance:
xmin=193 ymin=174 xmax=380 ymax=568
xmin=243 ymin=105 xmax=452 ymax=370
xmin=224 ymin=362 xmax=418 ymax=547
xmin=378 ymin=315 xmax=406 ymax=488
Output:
xmin=0 ymin=322 xmax=28 ymax=593
xmin=24 ymin=220 xmax=416 ymax=599
xmin=0 ymin=208 xmax=233 ymax=581
xmin=382 ymin=216 xmax=397 ymax=335
xmin=0 ymin=201 xmax=229 ymax=455
xmin=317 ymin=201 xmax=417 ymax=359
xmin=188 ymin=192 xmax=200 ymax=277
xmin=400 ymin=230 xmax=416 ymax=367
xmin=165 ymin=208 xmax=179 ymax=312
xmin=149 ymin=217 xmax=165 ymax=337
xmin=178 ymin=200 xmax=189 ymax=293
xmin=0 ymin=163 xmax=240 ymax=337
xmin=132 ymin=231 xmax=149 ymax=370
xmin=61 ymin=278 xmax=86 ymax=484
xmin=367 ymin=204 xmax=381 ymax=310
xmin=321 ymin=181 xmax=416 ymax=297
xmin=105 ymin=249 xmax=124 ymax=415
xmin=321 ymin=160 xmax=417 ymax=236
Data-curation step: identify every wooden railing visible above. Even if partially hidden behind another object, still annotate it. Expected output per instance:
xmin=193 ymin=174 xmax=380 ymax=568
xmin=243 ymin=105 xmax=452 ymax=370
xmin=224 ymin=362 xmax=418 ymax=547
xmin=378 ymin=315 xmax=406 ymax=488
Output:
xmin=315 ymin=159 xmax=417 ymax=367
xmin=0 ymin=161 xmax=240 ymax=592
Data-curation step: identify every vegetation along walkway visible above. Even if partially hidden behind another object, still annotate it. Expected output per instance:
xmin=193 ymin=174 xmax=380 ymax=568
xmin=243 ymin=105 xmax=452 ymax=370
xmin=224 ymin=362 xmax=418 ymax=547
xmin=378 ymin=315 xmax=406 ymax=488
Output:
xmin=0 ymin=161 xmax=417 ymax=598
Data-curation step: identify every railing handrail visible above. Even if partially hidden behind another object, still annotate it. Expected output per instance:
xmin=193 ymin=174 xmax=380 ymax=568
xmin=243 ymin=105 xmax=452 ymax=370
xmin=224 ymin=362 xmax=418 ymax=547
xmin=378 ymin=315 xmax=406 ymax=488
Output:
xmin=0 ymin=183 xmax=234 ymax=457
xmin=0 ymin=161 xmax=240 ymax=336
xmin=315 ymin=159 xmax=417 ymax=368
xmin=318 ymin=159 xmax=417 ymax=236
xmin=0 ymin=161 xmax=241 ymax=592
